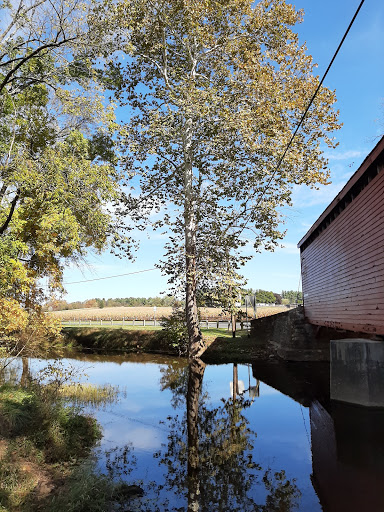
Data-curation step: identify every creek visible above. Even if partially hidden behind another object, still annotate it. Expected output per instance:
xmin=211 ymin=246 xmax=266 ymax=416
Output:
xmin=12 ymin=352 xmax=384 ymax=512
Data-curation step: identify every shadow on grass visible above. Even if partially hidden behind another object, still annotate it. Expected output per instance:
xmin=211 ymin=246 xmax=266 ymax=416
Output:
xmin=0 ymin=381 xmax=101 ymax=511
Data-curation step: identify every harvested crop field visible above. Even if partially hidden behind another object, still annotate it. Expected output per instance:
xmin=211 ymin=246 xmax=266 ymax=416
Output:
xmin=50 ymin=305 xmax=290 ymax=321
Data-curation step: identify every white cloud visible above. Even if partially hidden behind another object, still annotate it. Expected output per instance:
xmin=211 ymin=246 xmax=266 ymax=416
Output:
xmin=102 ymin=425 xmax=163 ymax=450
xmin=292 ymin=180 xmax=346 ymax=209
xmin=324 ymin=149 xmax=363 ymax=161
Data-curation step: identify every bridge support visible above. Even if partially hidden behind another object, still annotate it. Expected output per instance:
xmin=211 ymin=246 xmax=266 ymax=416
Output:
xmin=331 ymin=338 xmax=384 ymax=407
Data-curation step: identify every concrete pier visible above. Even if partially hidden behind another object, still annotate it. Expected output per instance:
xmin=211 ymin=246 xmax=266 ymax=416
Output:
xmin=330 ymin=338 xmax=384 ymax=407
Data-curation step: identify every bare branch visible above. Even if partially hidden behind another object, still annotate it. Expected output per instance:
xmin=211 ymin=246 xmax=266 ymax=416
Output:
xmin=0 ymin=35 xmax=77 ymax=94
xmin=0 ymin=0 xmax=48 ymax=45
xmin=0 ymin=189 xmax=20 ymax=235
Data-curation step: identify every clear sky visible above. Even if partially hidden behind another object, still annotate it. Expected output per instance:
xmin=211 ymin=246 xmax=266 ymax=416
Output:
xmin=61 ymin=0 xmax=384 ymax=302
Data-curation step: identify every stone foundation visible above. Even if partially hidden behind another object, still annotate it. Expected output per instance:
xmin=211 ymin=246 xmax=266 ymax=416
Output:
xmin=250 ymin=306 xmax=329 ymax=361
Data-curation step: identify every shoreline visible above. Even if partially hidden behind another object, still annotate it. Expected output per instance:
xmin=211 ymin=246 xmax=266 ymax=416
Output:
xmin=62 ymin=326 xmax=280 ymax=364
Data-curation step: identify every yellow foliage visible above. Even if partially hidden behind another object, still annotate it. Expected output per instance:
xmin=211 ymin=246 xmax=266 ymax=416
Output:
xmin=0 ymin=299 xmax=61 ymax=345
xmin=15 ymin=310 xmax=62 ymax=347
xmin=0 ymin=299 xmax=28 ymax=334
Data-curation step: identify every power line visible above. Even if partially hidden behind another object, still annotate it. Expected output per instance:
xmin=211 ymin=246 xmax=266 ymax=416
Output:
xmin=63 ymin=268 xmax=157 ymax=285
xmin=61 ymin=2 xmax=366 ymax=288
xmin=259 ymin=0 xmax=366 ymax=199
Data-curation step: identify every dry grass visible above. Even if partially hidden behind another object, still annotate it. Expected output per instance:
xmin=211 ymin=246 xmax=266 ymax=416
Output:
xmin=50 ymin=305 xmax=290 ymax=321
xmin=52 ymin=306 xmax=224 ymax=321
xmin=255 ymin=306 xmax=289 ymax=318
xmin=58 ymin=383 xmax=119 ymax=407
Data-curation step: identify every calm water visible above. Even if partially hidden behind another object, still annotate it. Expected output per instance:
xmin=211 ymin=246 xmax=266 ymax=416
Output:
xmin=13 ymin=353 xmax=384 ymax=512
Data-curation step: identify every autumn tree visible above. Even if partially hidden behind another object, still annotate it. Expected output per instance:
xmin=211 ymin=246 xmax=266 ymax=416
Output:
xmin=0 ymin=0 xmax=129 ymax=337
xmin=93 ymin=0 xmax=341 ymax=357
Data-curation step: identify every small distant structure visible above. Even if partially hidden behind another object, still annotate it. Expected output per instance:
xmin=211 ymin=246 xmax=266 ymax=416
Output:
xmin=298 ymin=136 xmax=384 ymax=337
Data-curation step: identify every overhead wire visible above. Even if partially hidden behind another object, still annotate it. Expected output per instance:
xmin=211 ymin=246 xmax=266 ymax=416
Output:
xmin=253 ymin=0 xmax=366 ymax=209
xmin=63 ymin=268 xmax=157 ymax=285
xmin=64 ymin=1 xmax=366 ymax=288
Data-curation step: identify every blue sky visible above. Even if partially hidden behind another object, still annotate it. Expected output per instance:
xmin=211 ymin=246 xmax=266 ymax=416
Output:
xmin=62 ymin=0 xmax=384 ymax=302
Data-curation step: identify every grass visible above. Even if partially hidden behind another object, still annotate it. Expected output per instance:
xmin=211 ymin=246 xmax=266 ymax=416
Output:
xmin=0 ymin=377 xmax=105 ymax=511
xmin=59 ymin=383 xmax=120 ymax=407
xmin=61 ymin=324 xmax=252 ymax=356
xmin=201 ymin=328 xmax=250 ymax=341
xmin=61 ymin=322 xmax=163 ymax=330
xmin=0 ymin=379 xmax=142 ymax=511
xmin=48 ymin=460 xmax=143 ymax=512
xmin=62 ymin=327 xmax=164 ymax=353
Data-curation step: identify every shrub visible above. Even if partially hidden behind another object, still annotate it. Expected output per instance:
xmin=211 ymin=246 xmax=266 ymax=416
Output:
xmin=160 ymin=307 xmax=188 ymax=356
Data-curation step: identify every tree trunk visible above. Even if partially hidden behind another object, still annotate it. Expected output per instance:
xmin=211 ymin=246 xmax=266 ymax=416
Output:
xmin=183 ymin=117 xmax=204 ymax=358
xmin=20 ymin=357 xmax=31 ymax=387
xmin=187 ymin=358 xmax=206 ymax=512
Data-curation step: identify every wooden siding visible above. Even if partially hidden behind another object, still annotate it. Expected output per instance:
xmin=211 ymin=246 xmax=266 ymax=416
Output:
xmin=300 ymin=161 xmax=384 ymax=335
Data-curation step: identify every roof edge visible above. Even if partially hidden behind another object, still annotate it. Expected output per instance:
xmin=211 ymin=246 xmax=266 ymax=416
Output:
xmin=297 ymin=136 xmax=384 ymax=249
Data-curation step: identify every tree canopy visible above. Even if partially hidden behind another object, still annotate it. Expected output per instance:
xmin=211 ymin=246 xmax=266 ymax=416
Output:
xmin=0 ymin=0 xmax=129 ymax=336
xmin=93 ymin=0 xmax=340 ymax=356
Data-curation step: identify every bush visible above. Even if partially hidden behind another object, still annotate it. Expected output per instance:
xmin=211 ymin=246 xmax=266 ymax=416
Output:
xmin=160 ymin=307 xmax=188 ymax=356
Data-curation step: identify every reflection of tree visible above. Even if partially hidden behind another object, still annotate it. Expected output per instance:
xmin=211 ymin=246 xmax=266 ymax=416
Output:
xmin=156 ymin=360 xmax=301 ymax=511
xmin=255 ymin=469 xmax=301 ymax=512
xmin=159 ymin=359 xmax=189 ymax=409
xmin=187 ymin=358 xmax=205 ymax=511
xmin=104 ymin=443 xmax=137 ymax=480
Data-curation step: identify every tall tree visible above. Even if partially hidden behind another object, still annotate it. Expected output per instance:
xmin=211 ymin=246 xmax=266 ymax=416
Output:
xmin=94 ymin=0 xmax=341 ymax=357
xmin=0 ymin=0 xmax=130 ymax=325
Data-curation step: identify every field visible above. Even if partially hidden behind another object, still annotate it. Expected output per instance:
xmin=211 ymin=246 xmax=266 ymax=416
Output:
xmin=50 ymin=305 xmax=290 ymax=322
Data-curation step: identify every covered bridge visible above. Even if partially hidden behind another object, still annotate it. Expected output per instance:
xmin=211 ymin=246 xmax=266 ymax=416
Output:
xmin=298 ymin=136 xmax=384 ymax=337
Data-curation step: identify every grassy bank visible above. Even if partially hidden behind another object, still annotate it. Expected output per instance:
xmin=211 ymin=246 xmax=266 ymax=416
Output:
xmin=0 ymin=379 xmax=101 ymax=511
xmin=62 ymin=326 xmax=172 ymax=353
xmin=62 ymin=325 xmax=251 ymax=354
xmin=0 ymin=366 xmax=141 ymax=511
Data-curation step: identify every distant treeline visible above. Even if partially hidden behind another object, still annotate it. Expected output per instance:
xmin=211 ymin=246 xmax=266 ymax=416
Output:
xmin=244 ymin=289 xmax=303 ymax=305
xmin=46 ymin=289 xmax=302 ymax=311
xmin=281 ymin=290 xmax=303 ymax=304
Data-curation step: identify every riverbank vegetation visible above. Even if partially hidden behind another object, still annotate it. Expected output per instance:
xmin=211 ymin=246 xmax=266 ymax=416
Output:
xmin=61 ymin=325 xmax=249 ymax=354
xmin=0 ymin=355 xmax=140 ymax=511
xmin=0 ymin=368 xmax=101 ymax=510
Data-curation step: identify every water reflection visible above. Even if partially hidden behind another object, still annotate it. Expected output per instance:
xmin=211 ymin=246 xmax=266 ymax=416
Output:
xmin=157 ymin=359 xmax=301 ymax=512
xmin=6 ymin=353 xmax=384 ymax=511
xmin=251 ymin=360 xmax=384 ymax=512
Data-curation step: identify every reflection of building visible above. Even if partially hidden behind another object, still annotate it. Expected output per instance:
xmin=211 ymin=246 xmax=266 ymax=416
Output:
xmin=249 ymin=384 xmax=260 ymax=399
xmin=230 ymin=364 xmax=260 ymax=400
xmin=252 ymin=360 xmax=384 ymax=512
xmin=311 ymin=400 xmax=384 ymax=512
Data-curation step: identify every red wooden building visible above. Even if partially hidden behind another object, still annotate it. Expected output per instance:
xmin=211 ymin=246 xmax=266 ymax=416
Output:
xmin=298 ymin=136 xmax=384 ymax=336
